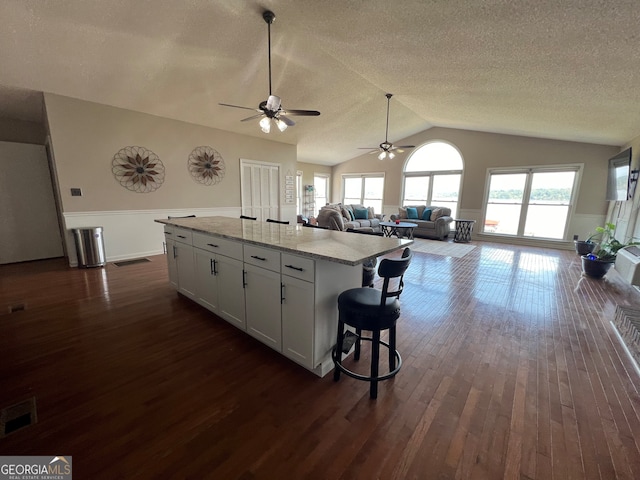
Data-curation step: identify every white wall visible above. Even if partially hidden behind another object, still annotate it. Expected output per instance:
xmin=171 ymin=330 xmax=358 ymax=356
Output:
xmin=44 ymin=94 xmax=298 ymax=265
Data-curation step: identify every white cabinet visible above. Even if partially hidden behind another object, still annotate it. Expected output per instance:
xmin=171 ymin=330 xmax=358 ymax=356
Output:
xmin=160 ymin=222 xmax=364 ymax=377
xmin=194 ymin=247 xmax=219 ymax=312
xmin=192 ymin=232 xmax=245 ymax=329
xmin=216 ymin=254 xmax=246 ymax=329
xmin=244 ymin=245 xmax=282 ymax=350
xmin=164 ymin=226 xmax=196 ymax=299
xmin=164 ymin=230 xmax=178 ymax=289
xmin=281 ymin=274 xmax=315 ymax=368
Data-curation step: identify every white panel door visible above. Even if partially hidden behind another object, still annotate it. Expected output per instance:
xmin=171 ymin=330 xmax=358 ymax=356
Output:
xmin=240 ymin=159 xmax=280 ymax=221
xmin=0 ymin=141 xmax=64 ymax=264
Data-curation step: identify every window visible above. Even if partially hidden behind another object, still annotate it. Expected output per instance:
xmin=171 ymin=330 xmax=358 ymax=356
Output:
xmin=296 ymin=171 xmax=303 ymax=216
xmin=402 ymin=142 xmax=463 ymax=216
xmin=483 ymin=166 xmax=580 ymax=239
xmin=314 ymin=174 xmax=329 ymax=215
xmin=342 ymin=174 xmax=385 ymax=213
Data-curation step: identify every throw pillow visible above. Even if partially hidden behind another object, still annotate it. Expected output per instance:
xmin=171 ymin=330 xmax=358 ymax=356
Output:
xmin=406 ymin=207 xmax=419 ymax=219
xmin=354 ymin=208 xmax=369 ymax=220
xmin=422 ymin=208 xmax=432 ymax=221
xmin=367 ymin=206 xmax=375 ymax=219
xmin=398 ymin=207 xmax=408 ymax=219
xmin=430 ymin=208 xmax=444 ymax=221
xmin=341 ymin=207 xmax=351 ymax=220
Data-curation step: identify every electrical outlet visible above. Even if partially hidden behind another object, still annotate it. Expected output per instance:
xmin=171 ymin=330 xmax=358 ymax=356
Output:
xmin=70 ymin=188 xmax=82 ymax=197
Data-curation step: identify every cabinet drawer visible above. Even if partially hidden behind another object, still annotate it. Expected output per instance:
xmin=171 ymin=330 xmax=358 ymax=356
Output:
xmin=281 ymin=253 xmax=315 ymax=283
xmin=173 ymin=227 xmax=193 ymax=245
xmin=164 ymin=225 xmax=175 ymax=237
xmin=193 ymin=232 xmax=243 ymax=260
xmin=244 ymin=244 xmax=281 ymax=272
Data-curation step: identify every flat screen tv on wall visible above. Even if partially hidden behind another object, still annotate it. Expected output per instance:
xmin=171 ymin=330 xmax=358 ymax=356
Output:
xmin=605 ymin=147 xmax=633 ymax=201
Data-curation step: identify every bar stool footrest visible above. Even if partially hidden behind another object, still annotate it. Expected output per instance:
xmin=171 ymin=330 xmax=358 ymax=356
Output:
xmin=332 ymin=336 xmax=402 ymax=382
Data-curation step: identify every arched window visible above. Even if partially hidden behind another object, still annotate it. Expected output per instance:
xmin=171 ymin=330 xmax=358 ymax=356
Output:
xmin=402 ymin=141 xmax=463 ymax=216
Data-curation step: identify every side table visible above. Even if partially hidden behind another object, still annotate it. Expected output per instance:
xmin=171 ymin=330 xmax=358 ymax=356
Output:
xmin=454 ymin=219 xmax=476 ymax=243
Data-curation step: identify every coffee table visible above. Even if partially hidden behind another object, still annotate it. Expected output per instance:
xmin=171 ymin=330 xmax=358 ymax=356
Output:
xmin=380 ymin=221 xmax=418 ymax=240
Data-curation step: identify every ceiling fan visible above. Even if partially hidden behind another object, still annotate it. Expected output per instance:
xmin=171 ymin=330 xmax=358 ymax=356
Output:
xmin=360 ymin=93 xmax=415 ymax=160
xmin=219 ymin=10 xmax=320 ymax=133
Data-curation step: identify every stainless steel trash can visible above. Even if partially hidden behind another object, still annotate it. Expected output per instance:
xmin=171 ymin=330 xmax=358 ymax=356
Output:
xmin=72 ymin=227 xmax=106 ymax=268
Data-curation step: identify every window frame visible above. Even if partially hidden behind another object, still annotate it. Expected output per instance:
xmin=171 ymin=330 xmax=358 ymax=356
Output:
xmin=313 ymin=173 xmax=330 ymax=215
xmin=481 ymin=163 xmax=583 ymax=240
xmin=341 ymin=173 xmax=385 ymax=210
xmin=400 ymin=141 xmax=464 ymax=217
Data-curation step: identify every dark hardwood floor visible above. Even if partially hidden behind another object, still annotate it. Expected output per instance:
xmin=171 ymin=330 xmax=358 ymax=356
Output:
xmin=1 ymin=240 xmax=639 ymax=479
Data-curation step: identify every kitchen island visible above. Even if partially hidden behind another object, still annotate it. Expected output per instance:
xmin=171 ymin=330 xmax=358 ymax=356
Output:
xmin=156 ymin=216 xmax=412 ymax=376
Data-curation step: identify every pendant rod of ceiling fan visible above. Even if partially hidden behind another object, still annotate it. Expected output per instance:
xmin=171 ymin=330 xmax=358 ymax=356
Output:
xmin=266 ymin=12 xmax=274 ymax=96
xmin=268 ymin=22 xmax=272 ymax=96
xmin=384 ymin=93 xmax=393 ymax=143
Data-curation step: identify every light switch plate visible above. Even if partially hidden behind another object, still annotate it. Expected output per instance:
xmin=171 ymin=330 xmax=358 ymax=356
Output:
xmin=70 ymin=188 xmax=82 ymax=197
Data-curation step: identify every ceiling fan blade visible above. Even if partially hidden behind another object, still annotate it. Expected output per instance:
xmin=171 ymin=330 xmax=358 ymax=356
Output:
xmin=357 ymin=147 xmax=378 ymax=149
xmin=278 ymin=115 xmax=296 ymax=126
xmin=284 ymin=109 xmax=321 ymax=116
xmin=394 ymin=145 xmax=415 ymax=149
xmin=219 ymin=102 xmax=260 ymax=112
xmin=240 ymin=113 xmax=265 ymax=122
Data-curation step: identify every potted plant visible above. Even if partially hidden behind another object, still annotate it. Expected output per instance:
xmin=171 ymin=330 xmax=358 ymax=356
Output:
xmin=581 ymin=223 xmax=636 ymax=278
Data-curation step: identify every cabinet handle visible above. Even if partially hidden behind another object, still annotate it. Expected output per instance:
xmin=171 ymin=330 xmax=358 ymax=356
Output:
xmin=172 ymin=245 xmax=177 ymax=258
xmin=213 ymin=259 xmax=218 ymax=275
xmin=284 ymin=264 xmax=304 ymax=272
xmin=281 ymin=283 xmax=285 ymax=304
xmin=210 ymin=258 xmax=215 ymax=275
xmin=242 ymin=270 xmax=247 ymax=288
xmin=207 ymin=243 xmax=219 ymax=248
xmin=250 ymin=255 xmax=267 ymax=261
xmin=165 ymin=231 xmax=173 ymax=235
xmin=162 ymin=241 xmax=166 ymax=254
xmin=177 ymin=235 xmax=187 ymax=239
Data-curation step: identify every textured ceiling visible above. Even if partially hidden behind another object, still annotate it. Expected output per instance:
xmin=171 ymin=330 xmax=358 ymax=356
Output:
xmin=1 ymin=0 xmax=639 ymax=165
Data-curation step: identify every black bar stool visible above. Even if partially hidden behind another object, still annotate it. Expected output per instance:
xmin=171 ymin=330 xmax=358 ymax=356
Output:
xmin=332 ymin=247 xmax=412 ymax=399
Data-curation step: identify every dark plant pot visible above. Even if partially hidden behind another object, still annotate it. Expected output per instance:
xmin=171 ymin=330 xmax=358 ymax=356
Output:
xmin=581 ymin=255 xmax=614 ymax=279
xmin=574 ymin=240 xmax=596 ymax=255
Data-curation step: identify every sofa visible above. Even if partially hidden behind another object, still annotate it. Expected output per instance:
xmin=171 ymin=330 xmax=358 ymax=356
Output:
xmin=390 ymin=205 xmax=454 ymax=240
xmin=317 ymin=203 xmax=384 ymax=232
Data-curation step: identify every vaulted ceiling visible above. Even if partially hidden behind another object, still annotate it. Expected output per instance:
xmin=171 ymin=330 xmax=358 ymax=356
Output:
xmin=1 ymin=1 xmax=639 ymax=166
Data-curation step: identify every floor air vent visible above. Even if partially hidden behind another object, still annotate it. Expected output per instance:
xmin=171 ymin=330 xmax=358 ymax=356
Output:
xmin=1 ymin=397 xmax=37 ymax=438
xmin=113 ymin=258 xmax=151 ymax=267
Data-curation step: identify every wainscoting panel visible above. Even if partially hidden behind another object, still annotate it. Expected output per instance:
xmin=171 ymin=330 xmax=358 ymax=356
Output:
xmin=63 ymin=208 xmax=239 ymax=266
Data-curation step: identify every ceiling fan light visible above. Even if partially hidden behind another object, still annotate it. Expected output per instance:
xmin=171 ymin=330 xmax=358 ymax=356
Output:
xmin=378 ymin=151 xmax=386 ymax=161
xmin=275 ymin=118 xmax=288 ymax=132
xmin=388 ymin=151 xmax=396 ymax=160
xmin=259 ymin=117 xmax=271 ymax=133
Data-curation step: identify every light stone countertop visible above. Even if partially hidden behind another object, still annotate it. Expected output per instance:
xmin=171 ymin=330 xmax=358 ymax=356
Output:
xmin=156 ymin=216 xmax=412 ymax=266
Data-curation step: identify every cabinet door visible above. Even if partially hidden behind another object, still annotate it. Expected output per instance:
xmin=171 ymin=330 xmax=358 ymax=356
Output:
xmin=194 ymin=248 xmax=218 ymax=313
xmin=244 ymin=263 xmax=282 ymax=350
xmin=217 ymin=255 xmax=246 ymax=330
xmin=165 ymin=238 xmax=178 ymax=289
xmin=281 ymin=275 xmax=315 ymax=369
xmin=175 ymin=242 xmax=196 ymax=299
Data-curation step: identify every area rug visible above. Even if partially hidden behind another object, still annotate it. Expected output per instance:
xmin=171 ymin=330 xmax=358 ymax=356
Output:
xmin=612 ymin=305 xmax=640 ymax=367
xmin=409 ymin=238 xmax=476 ymax=258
